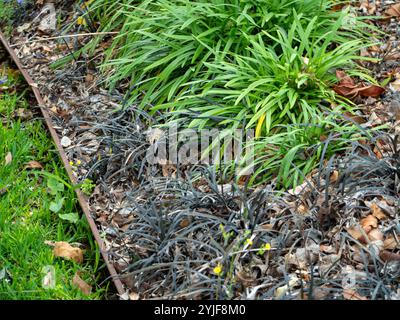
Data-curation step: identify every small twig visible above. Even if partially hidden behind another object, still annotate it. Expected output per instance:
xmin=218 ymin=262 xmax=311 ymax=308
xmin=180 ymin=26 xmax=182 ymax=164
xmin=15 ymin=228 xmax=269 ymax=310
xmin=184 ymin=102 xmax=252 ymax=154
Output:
xmin=10 ymin=32 xmax=119 ymax=47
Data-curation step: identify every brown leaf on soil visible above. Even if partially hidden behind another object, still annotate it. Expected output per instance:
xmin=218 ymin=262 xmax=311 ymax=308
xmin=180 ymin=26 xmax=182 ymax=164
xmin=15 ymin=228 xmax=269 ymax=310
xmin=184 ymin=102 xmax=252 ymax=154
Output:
xmin=343 ymin=111 xmax=366 ymax=124
xmin=368 ymin=229 xmax=383 ymax=242
xmin=379 ymin=250 xmax=400 ymax=262
xmin=369 ymin=203 xmax=387 ymax=220
xmin=162 ymin=163 xmax=176 ymax=178
xmin=179 ymin=218 xmax=190 ymax=228
xmin=330 ymin=170 xmax=339 ymax=183
xmin=360 ymin=215 xmax=378 ymax=231
xmin=53 ymin=241 xmax=83 ymax=264
xmin=358 ymin=85 xmax=385 ymax=97
xmin=343 ymin=289 xmax=368 ymax=300
xmin=320 ymin=244 xmax=336 ymax=254
xmin=85 ymin=73 xmax=95 ymax=84
xmin=24 ymin=160 xmax=44 ymax=170
xmin=261 ymin=223 xmax=273 ymax=230
xmin=335 ymin=70 xmax=355 ymax=85
xmin=333 ymin=70 xmax=384 ymax=99
xmin=391 ymin=78 xmax=400 ymax=91
xmin=236 ymin=269 xmax=258 ymax=287
xmin=332 ymin=2 xmax=349 ymax=11
xmin=347 ymin=226 xmax=367 ymax=243
xmin=360 ymin=0 xmax=376 ymax=14
xmin=72 ymin=272 xmax=92 ymax=295
xmin=383 ymin=236 xmax=398 ymax=250
xmin=129 ymin=292 xmax=139 ymax=300
xmin=297 ymin=204 xmax=309 ymax=215
xmin=385 ymin=4 xmax=400 ymax=17
xmin=373 ymin=146 xmax=383 ymax=159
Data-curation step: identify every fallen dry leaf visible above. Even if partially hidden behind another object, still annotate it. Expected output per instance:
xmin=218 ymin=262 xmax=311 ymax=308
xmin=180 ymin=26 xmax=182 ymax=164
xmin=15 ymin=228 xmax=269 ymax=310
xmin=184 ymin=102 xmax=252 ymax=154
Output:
xmin=53 ymin=241 xmax=83 ymax=264
xmin=390 ymin=78 xmax=400 ymax=91
xmin=179 ymin=218 xmax=190 ymax=228
xmin=383 ymin=236 xmax=398 ymax=250
xmin=333 ymin=70 xmax=384 ymax=99
xmin=24 ymin=160 xmax=44 ymax=170
xmin=85 ymin=73 xmax=95 ymax=84
xmin=275 ymin=277 xmax=299 ymax=299
xmin=129 ymin=292 xmax=139 ymax=300
xmin=297 ymin=203 xmax=308 ymax=215
xmin=343 ymin=111 xmax=366 ymax=124
xmin=385 ymin=3 xmax=400 ymax=17
xmin=5 ymin=152 xmax=12 ymax=165
xmin=343 ymin=288 xmax=368 ymax=300
xmin=72 ymin=272 xmax=92 ymax=295
xmin=380 ymin=250 xmax=400 ymax=262
xmin=346 ymin=226 xmax=367 ymax=243
xmin=360 ymin=215 xmax=378 ymax=232
xmin=15 ymin=108 xmax=33 ymax=120
xmin=287 ymin=181 xmax=307 ymax=196
xmin=319 ymin=244 xmax=336 ymax=254
xmin=368 ymin=228 xmax=383 ymax=242
xmin=330 ymin=170 xmax=339 ymax=183
xmin=360 ymin=0 xmax=376 ymax=14
xmin=369 ymin=203 xmax=387 ymax=220
xmin=373 ymin=145 xmax=383 ymax=159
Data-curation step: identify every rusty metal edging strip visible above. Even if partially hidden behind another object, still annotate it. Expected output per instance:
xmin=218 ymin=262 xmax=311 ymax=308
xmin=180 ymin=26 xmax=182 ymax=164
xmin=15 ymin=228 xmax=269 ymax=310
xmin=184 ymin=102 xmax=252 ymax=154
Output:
xmin=0 ymin=32 xmax=125 ymax=297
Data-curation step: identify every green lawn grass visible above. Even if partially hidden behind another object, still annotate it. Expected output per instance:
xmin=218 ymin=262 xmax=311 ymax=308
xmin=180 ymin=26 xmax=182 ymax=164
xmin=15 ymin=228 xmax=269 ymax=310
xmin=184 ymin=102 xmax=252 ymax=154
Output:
xmin=0 ymin=86 xmax=107 ymax=299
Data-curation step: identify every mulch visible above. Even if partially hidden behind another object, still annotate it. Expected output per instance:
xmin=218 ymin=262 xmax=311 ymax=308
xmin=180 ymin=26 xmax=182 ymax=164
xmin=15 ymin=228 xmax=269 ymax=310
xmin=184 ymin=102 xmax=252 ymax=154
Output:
xmin=3 ymin=0 xmax=400 ymax=300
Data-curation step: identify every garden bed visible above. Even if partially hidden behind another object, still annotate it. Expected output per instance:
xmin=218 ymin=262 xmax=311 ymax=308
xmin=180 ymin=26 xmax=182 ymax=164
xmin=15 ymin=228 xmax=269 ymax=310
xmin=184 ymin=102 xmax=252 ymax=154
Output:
xmin=3 ymin=0 xmax=400 ymax=299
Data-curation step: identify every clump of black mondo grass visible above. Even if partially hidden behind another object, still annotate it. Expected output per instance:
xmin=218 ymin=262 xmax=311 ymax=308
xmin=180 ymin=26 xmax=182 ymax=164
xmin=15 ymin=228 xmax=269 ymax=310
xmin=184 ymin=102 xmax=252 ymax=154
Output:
xmin=71 ymin=95 xmax=399 ymax=299
xmin=93 ymin=131 xmax=400 ymax=299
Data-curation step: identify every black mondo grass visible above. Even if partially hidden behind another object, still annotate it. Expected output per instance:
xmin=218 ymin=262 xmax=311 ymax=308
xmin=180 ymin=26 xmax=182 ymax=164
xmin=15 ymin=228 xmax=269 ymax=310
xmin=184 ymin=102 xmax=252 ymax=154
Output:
xmin=95 ymin=135 xmax=400 ymax=299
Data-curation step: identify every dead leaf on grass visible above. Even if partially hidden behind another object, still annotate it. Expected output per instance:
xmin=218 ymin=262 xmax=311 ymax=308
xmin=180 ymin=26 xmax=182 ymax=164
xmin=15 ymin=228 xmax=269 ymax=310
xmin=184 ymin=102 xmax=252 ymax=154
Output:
xmin=24 ymin=160 xmax=44 ymax=170
xmin=53 ymin=241 xmax=83 ymax=264
xmin=72 ymin=272 xmax=92 ymax=295
xmin=15 ymin=108 xmax=33 ymax=120
xmin=5 ymin=152 xmax=12 ymax=165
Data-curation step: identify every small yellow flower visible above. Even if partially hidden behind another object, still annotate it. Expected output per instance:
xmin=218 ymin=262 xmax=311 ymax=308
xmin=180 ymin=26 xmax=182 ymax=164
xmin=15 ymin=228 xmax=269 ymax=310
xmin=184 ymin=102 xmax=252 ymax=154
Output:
xmin=213 ymin=263 xmax=223 ymax=276
xmin=245 ymin=238 xmax=253 ymax=246
xmin=76 ymin=159 xmax=82 ymax=166
xmin=81 ymin=0 xmax=94 ymax=9
xmin=76 ymin=16 xmax=87 ymax=26
xmin=69 ymin=161 xmax=74 ymax=166
xmin=257 ymin=243 xmax=272 ymax=256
